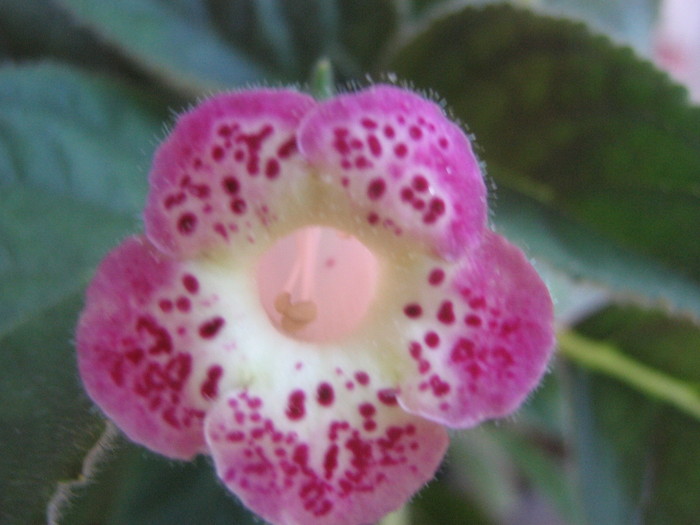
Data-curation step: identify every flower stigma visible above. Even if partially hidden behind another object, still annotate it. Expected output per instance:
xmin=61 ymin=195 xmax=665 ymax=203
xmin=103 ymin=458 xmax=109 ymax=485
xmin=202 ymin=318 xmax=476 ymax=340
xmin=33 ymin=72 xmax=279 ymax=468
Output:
xmin=257 ymin=226 xmax=380 ymax=343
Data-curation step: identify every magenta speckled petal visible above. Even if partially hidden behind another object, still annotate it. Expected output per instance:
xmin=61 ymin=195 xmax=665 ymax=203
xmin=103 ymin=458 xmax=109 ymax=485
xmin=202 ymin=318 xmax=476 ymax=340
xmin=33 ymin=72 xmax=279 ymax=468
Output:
xmin=394 ymin=231 xmax=555 ymax=427
xmin=145 ymin=90 xmax=316 ymax=257
xmin=206 ymin=384 xmax=448 ymax=525
xmin=298 ymin=85 xmax=487 ymax=260
xmin=77 ymin=237 xmax=240 ymax=459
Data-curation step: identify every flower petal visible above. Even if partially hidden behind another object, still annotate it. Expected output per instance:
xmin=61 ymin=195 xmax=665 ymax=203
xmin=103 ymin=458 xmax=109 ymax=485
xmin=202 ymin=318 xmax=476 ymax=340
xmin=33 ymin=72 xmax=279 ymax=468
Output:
xmin=298 ymin=85 xmax=487 ymax=260
xmin=145 ymin=89 xmax=317 ymax=257
xmin=205 ymin=381 xmax=448 ymax=525
xmin=77 ymin=237 xmax=244 ymax=458
xmin=394 ymin=231 xmax=555 ymax=427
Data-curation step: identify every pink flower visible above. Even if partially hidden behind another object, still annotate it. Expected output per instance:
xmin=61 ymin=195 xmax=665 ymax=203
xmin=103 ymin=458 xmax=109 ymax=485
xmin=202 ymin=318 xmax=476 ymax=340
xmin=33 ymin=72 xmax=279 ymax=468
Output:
xmin=655 ymin=0 xmax=700 ymax=102
xmin=77 ymin=85 xmax=554 ymax=525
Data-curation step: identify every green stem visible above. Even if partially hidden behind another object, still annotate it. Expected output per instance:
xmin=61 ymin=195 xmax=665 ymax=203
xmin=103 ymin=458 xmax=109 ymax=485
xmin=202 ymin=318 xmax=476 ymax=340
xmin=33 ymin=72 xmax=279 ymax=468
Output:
xmin=377 ymin=505 xmax=411 ymax=525
xmin=309 ymin=58 xmax=335 ymax=100
xmin=558 ymin=330 xmax=700 ymax=420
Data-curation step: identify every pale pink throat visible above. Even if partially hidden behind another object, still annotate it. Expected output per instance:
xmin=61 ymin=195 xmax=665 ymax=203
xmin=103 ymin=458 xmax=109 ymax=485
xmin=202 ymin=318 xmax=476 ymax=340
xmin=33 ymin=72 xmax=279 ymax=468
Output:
xmin=257 ymin=226 xmax=380 ymax=343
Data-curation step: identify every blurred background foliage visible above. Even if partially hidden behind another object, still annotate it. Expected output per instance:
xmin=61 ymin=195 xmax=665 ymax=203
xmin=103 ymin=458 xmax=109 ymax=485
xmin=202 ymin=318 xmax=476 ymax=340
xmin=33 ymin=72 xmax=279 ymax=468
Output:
xmin=1 ymin=1 xmax=699 ymax=524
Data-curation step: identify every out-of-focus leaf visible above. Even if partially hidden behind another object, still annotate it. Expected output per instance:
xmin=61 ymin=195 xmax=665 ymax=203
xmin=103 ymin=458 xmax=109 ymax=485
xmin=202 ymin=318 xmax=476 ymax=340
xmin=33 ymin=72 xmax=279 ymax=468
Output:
xmin=0 ymin=293 xmax=105 ymax=525
xmin=405 ymin=0 xmax=659 ymax=52
xmin=445 ymin=371 xmax=578 ymax=525
xmin=490 ymin=426 xmax=581 ymax=525
xmin=0 ymin=63 xmax=166 ymax=334
xmin=0 ymin=0 xmax=122 ymax=68
xmin=335 ymin=0 xmax=398 ymax=75
xmin=206 ymin=0 xmax=398 ymax=81
xmin=58 ymin=0 xmax=268 ymax=93
xmin=0 ymin=62 xmax=168 ymax=525
xmin=566 ymin=306 xmax=700 ymax=525
xmin=57 ymin=434 xmax=258 ymax=525
xmin=492 ymin=188 xmax=700 ymax=321
xmin=409 ymin=460 xmax=496 ymax=525
xmin=388 ymin=4 xmax=700 ymax=309
xmin=532 ymin=0 xmax=660 ymax=52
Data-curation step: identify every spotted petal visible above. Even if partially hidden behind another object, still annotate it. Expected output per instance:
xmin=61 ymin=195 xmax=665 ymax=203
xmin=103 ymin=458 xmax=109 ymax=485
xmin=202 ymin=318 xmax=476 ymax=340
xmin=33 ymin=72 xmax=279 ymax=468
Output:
xmin=145 ymin=90 xmax=317 ymax=257
xmin=299 ymin=85 xmax=487 ymax=260
xmin=206 ymin=381 xmax=448 ymax=525
xmin=77 ymin=237 xmax=243 ymax=458
xmin=394 ymin=231 xmax=555 ymax=427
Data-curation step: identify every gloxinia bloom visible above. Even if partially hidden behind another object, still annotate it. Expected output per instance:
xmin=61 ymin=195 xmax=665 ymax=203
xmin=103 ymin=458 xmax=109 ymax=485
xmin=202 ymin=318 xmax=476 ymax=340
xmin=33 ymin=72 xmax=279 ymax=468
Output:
xmin=77 ymin=85 xmax=554 ymax=525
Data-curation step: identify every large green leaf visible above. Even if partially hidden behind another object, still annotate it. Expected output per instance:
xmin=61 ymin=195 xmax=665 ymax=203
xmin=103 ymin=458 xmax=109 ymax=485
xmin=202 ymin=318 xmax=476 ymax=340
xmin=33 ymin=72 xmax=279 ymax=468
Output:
xmin=0 ymin=63 xmax=166 ymax=334
xmin=0 ymin=293 xmax=105 ymax=525
xmin=566 ymin=307 xmax=700 ymax=525
xmin=534 ymin=0 xmax=660 ymax=53
xmin=58 ymin=0 xmax=269 ymax=93
xmin=60 ymin=0 xmax=399 ymax=92
xmin=0 ymin=63 xmax=170 ymax=523
xmin=407 ymin=0 xmax=660 ymax=51
xmin=0 ymin=0 xmax=121 ymax=69
xmin=56 ymin=433 xmax=258 ymax=525
xmin=492 ymin=188 xmax=700 ymax=321
xmin=387 ymin=4 xmax=700 ymax=291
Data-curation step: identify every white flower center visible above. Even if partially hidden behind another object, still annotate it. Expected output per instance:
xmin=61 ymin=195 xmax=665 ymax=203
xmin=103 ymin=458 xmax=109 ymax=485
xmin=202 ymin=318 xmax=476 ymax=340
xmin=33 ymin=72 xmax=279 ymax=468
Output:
xmin=256 ymin=226 xmax=380 ymax=343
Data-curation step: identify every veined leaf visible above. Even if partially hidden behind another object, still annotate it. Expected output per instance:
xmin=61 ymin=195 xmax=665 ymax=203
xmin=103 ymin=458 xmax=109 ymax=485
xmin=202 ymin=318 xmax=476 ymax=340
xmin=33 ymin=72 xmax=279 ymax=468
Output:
xmin=388 ymin=4 xmax=700 ymax=316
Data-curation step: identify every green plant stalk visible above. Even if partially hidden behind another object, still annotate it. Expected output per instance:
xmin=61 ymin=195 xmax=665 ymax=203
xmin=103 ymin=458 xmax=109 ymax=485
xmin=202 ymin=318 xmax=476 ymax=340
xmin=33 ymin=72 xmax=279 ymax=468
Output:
xmin=558 ymin=330 xmax=700 ymax=420
xmin=310 ymin=58 xmax=335 ymax=100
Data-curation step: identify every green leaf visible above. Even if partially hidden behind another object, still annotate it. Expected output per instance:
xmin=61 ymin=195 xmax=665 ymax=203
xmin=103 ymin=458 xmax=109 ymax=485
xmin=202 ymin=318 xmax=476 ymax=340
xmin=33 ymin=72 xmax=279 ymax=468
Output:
xmin=488 ymin=426 xmax=582 ymax=524
xmin=334 ymin=0 xmax=399 ymax=76
xmin=206 ymin=0 xmax=399 ymax=82
xmin=0 ymin=62 xmax=171 ymax=524
xmin=405 ymin=0 xmax=659 ymax=52
xmin=0 ymin=0 xmax=120 ymax=68
xmin=533 ymin=0 xmax=660 ymax=52
xmin=387 ymin=5 xmax=700 ymax=293
xmin=565 ymin=306 xmax=700 ymax=524
xmin=409 ymin=464 xmax=495 ymax=525
xmin=58 ymin=0 xmax=269 ymax=93
xmin=492 ymin=188 xmax=700 ymax=321
xmin=0 ymin=293 xmax=105 ymax=525
xmin=56 ymin=434 xmax=258 ymax=525
xmin=0 ymin=63 xmax=166 ymax=335
xmin=454 ymin=372 xmax=579 ymax=525
xmin=50 ymin=0 xmax=399 ymax=93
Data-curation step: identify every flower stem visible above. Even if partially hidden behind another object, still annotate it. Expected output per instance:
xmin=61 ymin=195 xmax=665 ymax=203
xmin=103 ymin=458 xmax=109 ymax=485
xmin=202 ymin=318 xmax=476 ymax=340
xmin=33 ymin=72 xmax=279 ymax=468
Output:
xmin=310 ymin=57 xmax=335 ymax=100
xmin=378 ymin=505 xmax=411 ymax=525
xmin=558 ymin=330 xmax=700 ymax=420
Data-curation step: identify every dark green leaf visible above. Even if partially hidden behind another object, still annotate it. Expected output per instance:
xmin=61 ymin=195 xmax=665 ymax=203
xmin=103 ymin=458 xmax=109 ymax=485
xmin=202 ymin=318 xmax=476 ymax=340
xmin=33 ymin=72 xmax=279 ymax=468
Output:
xmin=0 ymin=293 xmax=105 ymax=525
xmin=57 ymin=434 xmax=258 ymax=525
xmin=410 ymin=466 xmax=495 ymax=525
xmin=0 ymin=0 xmax=124 ymax=70
xmin=0 ymin=62 xmax=170 ymax=524
xmin=566 ymin=306 xmax=700 ymax=525
xmin=58 ymin=0 xmax=268 ymax=93
xmin=492 ymin=188 xmax=700 ymax=321
xmin=407 ymin=0 xmax=659 ymax=50
xmin=452 ymin=373 xmax=579 ymax=525
xmin=206 ymin=0 xmax=399 ymax=82
xmin=0 ymin=63 xmax=166 ymax=334
xmin=388 ymin=5 xmax=700 ymax=289
xmin=489 ymin=426 xmax=582 ymax=524
xmin=335 ymin=0 xmax=399 ymax=76
xmin=531 ymin=0 xmax=660 ymax=52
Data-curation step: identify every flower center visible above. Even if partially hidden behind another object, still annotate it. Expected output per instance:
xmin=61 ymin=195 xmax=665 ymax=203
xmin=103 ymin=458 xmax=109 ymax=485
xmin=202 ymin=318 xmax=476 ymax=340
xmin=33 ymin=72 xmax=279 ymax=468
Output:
xmin=256 ymin=226 xmax=380 ymax=343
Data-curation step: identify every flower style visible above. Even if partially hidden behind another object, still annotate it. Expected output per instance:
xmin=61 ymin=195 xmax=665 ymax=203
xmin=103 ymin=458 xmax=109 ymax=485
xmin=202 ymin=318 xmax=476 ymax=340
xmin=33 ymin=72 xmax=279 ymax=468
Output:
xmin=77 ymin=85 xmax=554 ymax=525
